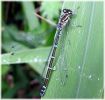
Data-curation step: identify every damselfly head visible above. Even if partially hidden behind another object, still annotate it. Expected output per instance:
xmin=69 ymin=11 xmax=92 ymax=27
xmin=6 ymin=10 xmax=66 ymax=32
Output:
xmin=63 ymin=9 xmax=72 ymax=15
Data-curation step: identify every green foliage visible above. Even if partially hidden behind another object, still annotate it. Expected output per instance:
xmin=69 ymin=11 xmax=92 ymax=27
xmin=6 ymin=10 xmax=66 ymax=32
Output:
xmin=43 ymin=2 xmax=103 ymax=98
xmin=2 ymin=47 xmax=51 ymax=74
xmin=2 ymin=65 xmax=10 ymax=76
xmin=3 ymin=83 xmax=23 ymax=98
xmin=22 ymin=2 xmax=39 ymax=31
xmin=2 ymin=26 xmax=29 ymax=52
xmin=2 ymin=66 xmax=29 ymax=98
xmin=2 ymin=25 xmax=50 ymax=51
xmin=41 ymin=1 xmax=62 ymax=20
xmin=1 ymin=1 xmax=56 ymax=98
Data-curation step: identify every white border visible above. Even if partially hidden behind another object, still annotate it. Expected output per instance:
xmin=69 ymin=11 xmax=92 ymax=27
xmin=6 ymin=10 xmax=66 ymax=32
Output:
xmin=0 ymin=0 xmax=104 ymax=100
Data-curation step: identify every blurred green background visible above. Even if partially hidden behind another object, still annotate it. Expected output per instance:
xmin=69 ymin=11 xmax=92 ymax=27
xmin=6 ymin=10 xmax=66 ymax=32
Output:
xmin=1 ymin=1 xmax=62 ymax=98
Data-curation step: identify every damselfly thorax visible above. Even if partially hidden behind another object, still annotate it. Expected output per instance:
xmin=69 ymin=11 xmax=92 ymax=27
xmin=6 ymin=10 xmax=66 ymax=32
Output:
xmin=57 ymin=9 xmax=73 ymax=31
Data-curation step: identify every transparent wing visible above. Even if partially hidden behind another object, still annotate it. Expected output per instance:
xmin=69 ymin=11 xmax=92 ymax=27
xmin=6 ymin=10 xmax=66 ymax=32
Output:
xmin=55 ymin=29 xmax=71 ymax=86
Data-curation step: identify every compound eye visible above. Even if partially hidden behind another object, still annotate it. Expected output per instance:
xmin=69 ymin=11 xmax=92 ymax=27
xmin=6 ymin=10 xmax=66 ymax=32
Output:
xmin=63 ymin=9 xmax=67 ymax=13
xmin=68 ymin=10 xmax=72 ymax=14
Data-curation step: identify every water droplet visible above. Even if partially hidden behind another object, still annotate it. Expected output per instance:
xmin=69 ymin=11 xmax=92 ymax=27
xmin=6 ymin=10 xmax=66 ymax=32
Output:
xmin=11 ymin=52 xmax=14 ymax=55
xmin=98 ymin=78 xmax=100 ymax=80
xmin=3 ymin=59 xmax=9 ymax=64
xmin=3 ymin=59 xmax=7 ymax=63
xmin=64 ymin=68 xmax=68 ymax=71
xmin=99 ymin=89 xmax=102 ymax=93
xmin=67 ymin=32 xmax=69 ymax=34
xmin=61 ymin=81 xmax=65 ymax=86
xmin=88 ymin=75 xmax=92 ymax=79
xmin=26 ymin=36 xmax=32 ymax=41
xmin=34 ymin=58 xmax=38 ymax=62
xmin=56 ymin=78 xmax=59 ymax=81
xmin=78 ymin=30 xmax=81 ymax=34
xmin=17 ymin=58 xmax=21 ymax=63
xmin=38 ymin=59 xmax=42 ymax=62
xmin=78 ymin=65 xmax=81 ymax=69
xmin=53 ymin=66 xmax=56 ymax=71
xmin=41 ymin=40 xmax=46 ymax=44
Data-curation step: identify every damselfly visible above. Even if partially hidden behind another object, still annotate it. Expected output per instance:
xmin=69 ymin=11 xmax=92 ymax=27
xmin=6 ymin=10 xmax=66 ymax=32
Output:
xmin=40 ymin=8 xmax=74 ymax=97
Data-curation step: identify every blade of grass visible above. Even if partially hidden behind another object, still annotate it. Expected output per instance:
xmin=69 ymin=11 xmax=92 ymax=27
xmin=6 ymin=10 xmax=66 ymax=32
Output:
xmin=2 ymin=47 xmax=51 ymax=75
xmin=22 ymin=2 xmax=39 ymax=31
xmin=43 ymin=2 xmax=103 ymax=98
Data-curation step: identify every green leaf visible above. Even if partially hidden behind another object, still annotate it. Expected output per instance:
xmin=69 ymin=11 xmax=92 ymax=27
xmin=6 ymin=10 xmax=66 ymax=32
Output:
xmin=2 ymin=47 xmax=51 ymax=75
xmin=3 ymin=26 xmax=48 ymax=49
xmin=41 ymin=1 xmax=62 ymax=20
xmin=22 ymin=2 xmax=39 ymax=31
xmin=43 ymin=2 xmax=103 ymax=98
xmin=2 ymin=83 xmax=27 ymax=98
xmin=2 ymin=65 xmax=10 ymax=76
xmin=2 ymin=26 xmax=29 ymax=52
